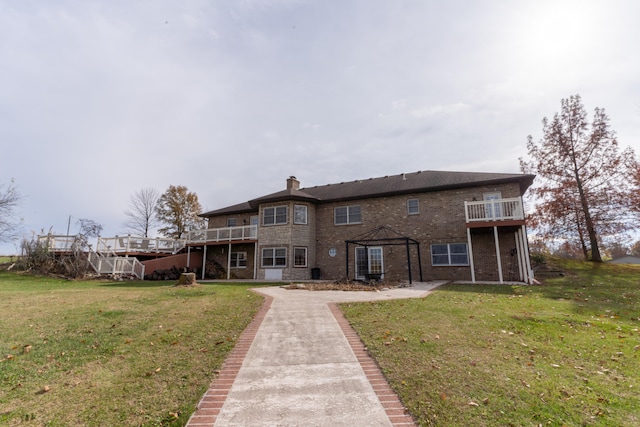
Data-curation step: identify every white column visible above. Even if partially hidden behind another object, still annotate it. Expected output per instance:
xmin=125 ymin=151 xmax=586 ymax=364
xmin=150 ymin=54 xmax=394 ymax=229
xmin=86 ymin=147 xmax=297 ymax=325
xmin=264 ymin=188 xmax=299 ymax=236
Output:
xmin=202 ymin=245 xmax=207 ymax=281
xmin=522 ymin=225 xmax=534 ymax=284
xmin=493 ymin=226 xmax=503 ymax=283
xmin=227 ymin=243 xmax=232 ymax=280
xmin=466 ymin=228 xmax=476 ymax=283
xmin=515 ymin=231 xmax=524 ymax=282
xmin=253 ymin=241 xmax=258 ymax=280
xmin=187 ymin=246 xmax=191 ymax=268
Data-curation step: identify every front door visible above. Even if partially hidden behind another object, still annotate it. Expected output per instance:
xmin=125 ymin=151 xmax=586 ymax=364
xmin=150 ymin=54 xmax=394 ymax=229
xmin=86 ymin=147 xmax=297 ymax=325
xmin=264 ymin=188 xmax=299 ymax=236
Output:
xmin=355 ymin=247 xmax=384 ymax=280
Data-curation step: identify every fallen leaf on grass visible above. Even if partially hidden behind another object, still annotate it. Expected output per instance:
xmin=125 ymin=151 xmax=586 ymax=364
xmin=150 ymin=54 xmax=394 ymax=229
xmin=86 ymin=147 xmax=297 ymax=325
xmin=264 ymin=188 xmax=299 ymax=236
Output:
xmin=468 ymin=401 xmax=479 ymax=407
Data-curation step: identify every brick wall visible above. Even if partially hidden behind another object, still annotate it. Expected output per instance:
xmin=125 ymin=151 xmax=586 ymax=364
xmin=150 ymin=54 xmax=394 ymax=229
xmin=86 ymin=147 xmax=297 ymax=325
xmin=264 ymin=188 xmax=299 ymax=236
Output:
xmin=313 ymin=182 xmax=522 ymax=282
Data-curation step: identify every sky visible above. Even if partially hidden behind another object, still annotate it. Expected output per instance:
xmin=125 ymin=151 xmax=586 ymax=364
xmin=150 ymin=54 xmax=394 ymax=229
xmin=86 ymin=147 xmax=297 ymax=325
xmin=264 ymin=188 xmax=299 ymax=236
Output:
xmin=1 ymin=0 xmax=639 ymax=254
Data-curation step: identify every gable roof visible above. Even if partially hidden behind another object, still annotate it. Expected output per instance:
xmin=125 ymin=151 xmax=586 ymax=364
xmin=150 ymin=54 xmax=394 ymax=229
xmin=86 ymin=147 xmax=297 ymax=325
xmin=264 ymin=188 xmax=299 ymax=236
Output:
xmin=201 ymin=170 xmax=535 ymax=217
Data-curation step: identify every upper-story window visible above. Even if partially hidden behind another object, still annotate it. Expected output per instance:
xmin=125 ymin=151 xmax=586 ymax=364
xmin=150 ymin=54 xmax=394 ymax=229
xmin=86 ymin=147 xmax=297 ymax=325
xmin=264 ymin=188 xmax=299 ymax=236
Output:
xmin=263 ymin=206 xmax=288 ymax=226
xmin=407 ymin=199 xmax=419 ymax=215
xmin=250 ymin=215 xmax=259 ymax=226
xmin=227 ymin=218 xmax=237 ymax=227
xmin=294 ymin=205 xmax=308 ymax=224
xmin=334 ymin=205 xmax=362 ymax=225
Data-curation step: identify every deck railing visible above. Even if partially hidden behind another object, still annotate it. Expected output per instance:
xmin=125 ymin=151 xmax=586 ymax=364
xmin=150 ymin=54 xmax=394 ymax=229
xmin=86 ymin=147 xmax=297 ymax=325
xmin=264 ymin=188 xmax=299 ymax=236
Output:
xmin=186 ymin=225 xmax=257 ymax=243
xmin=37 ymin=235 xmax=79 ymax=252
xmin=96 ymin=236 xmax=186 ymax=255
xmin=464 ymin=197 xmax=525 ymax=223
xmin=87 ymin=251 xmax=145 ymax=279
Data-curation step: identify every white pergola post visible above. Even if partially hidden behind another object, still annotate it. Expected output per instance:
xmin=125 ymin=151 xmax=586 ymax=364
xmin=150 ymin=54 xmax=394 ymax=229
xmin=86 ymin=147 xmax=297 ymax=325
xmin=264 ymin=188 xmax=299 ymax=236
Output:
xmin=493 ymin=226 xmax=503 ymax=283
xmin=467 ymin=228 xmax=476 ymax=283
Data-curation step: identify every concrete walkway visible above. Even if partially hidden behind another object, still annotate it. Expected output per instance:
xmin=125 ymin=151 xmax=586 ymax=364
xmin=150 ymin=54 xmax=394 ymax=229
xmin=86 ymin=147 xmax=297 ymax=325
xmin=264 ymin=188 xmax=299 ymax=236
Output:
xmin=186 ymin=282 xmax=445 ymax=427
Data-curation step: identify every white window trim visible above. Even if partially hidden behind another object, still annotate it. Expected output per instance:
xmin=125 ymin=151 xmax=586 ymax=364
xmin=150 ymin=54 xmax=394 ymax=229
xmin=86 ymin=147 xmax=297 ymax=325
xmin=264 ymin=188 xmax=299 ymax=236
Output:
xmin=262 ymin=247 xmax=287 ymax=268
xmin=293 ymin=247 xmax=307 ymax=267
xmin=227 ymin=218 xmax=237 ymax=227
xmin=294 ymin=205 xmax=308 ymax=225
xmin=230 ymin=251 xmax=247 ymax=268
xmin=263 ymin=206 xmax=288 ymax=226
xmin=334 ymin=205 xmax=362 ymax=225
xmin=431 ymin=243 xmax=469 ymax=266
xmin=407 ymin=198 xmax=419 ymax=215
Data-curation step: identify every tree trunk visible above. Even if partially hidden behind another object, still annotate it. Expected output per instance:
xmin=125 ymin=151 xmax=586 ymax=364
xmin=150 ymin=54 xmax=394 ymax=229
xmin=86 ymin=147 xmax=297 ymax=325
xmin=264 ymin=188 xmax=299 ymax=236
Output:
xmin=176 ymin=272 xmax=196 ymax=286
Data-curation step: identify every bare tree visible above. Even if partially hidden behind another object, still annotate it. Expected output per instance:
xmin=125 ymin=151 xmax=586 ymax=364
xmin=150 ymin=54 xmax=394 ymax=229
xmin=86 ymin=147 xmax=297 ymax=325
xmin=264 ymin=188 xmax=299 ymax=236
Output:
xmin=520 ymin=95 xmax=636 ymax=262
xmin=123 ymin=188 xmax=160 ymax=237
xmin=0 ymin=178 xmax=22 ymax=243
xmin=156 ymin=185 xmax=205 ymax=239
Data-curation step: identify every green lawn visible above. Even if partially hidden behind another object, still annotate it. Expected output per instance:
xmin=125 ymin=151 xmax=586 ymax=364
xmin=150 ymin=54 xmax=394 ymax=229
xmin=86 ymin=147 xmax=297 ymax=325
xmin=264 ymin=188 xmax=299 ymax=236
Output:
xmin=0 ymin=272 xmax=265 ymax=426
xmin=342 ymin=259 xmax=640 ymax=427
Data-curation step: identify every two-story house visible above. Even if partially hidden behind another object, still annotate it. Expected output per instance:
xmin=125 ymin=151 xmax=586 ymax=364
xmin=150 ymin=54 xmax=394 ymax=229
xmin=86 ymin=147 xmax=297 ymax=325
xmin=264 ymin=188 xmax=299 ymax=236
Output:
xmin=193 ymin=170 xmax=536 ymax=284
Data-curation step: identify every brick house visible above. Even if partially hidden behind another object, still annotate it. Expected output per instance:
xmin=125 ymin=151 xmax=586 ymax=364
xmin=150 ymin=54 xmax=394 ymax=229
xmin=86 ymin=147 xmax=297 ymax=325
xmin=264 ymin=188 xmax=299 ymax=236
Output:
xmin=194 ymin=170 xmax=536 ymax=284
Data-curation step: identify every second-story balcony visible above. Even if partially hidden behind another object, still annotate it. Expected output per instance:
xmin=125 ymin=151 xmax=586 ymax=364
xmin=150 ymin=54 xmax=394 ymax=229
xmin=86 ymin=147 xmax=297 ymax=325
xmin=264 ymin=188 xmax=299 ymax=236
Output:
xmin=464 ymin=197 xmax=525 ymax=225
xmin=186 ymin=225 xmax=257 ymax=244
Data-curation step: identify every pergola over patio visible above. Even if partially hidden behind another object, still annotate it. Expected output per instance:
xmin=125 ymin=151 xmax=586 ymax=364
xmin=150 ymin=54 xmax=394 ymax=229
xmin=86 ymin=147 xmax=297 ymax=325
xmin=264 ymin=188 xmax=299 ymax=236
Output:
xmin=345 ymin=225 xmax=423 ymax=284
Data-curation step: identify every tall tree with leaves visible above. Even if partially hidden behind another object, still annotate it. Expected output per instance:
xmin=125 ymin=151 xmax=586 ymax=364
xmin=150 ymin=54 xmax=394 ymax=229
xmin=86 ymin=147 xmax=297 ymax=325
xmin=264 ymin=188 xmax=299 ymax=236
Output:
xmin=156 ymin=185 xmax=205 ymax=239
xmin=520 ymin=94 xmax=636 ymax=262
xmin=0 ymin=178 xmax=22 ymax=243
xmin=123 ymin=188 xmax=160 ymax=237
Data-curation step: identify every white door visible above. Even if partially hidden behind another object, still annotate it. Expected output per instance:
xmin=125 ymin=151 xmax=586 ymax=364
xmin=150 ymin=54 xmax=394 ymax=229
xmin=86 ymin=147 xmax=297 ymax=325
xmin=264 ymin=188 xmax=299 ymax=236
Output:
xmin=484 ymin=192 xmax=502 ymax=219
xmin=355 ymin=247 xmax=384 ymax=280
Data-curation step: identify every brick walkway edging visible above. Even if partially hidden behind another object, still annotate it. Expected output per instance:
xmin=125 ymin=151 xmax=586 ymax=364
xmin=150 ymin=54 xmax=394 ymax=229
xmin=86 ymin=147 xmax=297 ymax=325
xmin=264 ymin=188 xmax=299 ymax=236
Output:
xmin=328 ymin=303 xmax=418 ymax=427
xmin=185 ymin=293 xmax=417 ymax=426
xmin=186 ymin=294 xmax=274 ymax=426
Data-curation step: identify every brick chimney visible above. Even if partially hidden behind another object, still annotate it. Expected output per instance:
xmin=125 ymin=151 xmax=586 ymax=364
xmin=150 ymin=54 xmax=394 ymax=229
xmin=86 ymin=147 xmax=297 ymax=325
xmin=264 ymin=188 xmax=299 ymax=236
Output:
xmin=286 ymin=176 xmax=300 ymax=190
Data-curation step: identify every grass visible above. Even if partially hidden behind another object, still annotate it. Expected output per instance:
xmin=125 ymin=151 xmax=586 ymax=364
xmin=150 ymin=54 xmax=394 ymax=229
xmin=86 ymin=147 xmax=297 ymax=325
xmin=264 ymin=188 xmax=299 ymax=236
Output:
xmin=0 ymin=271 xmax=266 ymax=426
xmin=341 ymin=259 xmax=640 ymax=426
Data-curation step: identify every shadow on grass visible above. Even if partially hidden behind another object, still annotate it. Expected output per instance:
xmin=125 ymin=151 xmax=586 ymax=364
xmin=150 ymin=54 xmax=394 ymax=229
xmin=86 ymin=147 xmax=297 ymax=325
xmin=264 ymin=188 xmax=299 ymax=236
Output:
xmin=435 ymin=282 xmax=521 ymax=296
xmin=98 ymin=280 xmax=177 ymax=288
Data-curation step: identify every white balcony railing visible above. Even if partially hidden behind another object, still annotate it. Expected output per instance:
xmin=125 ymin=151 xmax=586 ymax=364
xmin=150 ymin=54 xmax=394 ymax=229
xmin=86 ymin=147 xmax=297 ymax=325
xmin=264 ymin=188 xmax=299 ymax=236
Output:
xmin=186 ymin=225 xmax=257 ymax=244
xmin=96 ymin=236 xmax=186 ymax=255
xmin=37 ymin=235 xmax=79 ymax=252
xmin=464 ymin=197 xmax=525 ymax=223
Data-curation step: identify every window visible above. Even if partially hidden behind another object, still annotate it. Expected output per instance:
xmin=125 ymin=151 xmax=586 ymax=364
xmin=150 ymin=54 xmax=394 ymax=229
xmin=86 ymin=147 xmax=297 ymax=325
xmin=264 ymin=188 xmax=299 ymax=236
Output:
xmin=250 ymin=215 xmax=259 ymax=226
xmin=334 ymin=205 xmax=362 ymax=225
xmin=431 ymin=243 xmax=469 ymax=266
xmin=262 ymin=247 xmax=287 ymax=267
xmin=407 ymin=199 xmax=419 ymax=215
xmin=230 ymin=252 xmax=247 ymax=268
xmin=294 ymin=205 xmax=308 ymax=224
xmin=355 ymin=247 xmax=384 ymax=280
xmin=294 ymin=247 xmax=307 ymax=267
xmin=263 ymin=206 xmax=287 ymax=225
xmin=227 ymin=218 xmax=237 ymax=227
